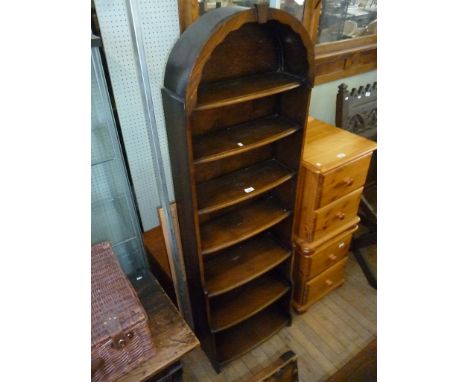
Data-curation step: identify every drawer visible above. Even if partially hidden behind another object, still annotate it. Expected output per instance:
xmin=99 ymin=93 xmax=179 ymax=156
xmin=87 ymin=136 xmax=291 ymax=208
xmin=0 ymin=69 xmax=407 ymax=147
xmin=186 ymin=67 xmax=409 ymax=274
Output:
xmin=295 ymin=230 xmax=353 ymax=280
xmin=298 ymin=257 xmax=347 ymax=308
xmin=312 ymin=187 xmax=362 ymax=242
xmin=319 ymin=154 xmax=372 ymax=207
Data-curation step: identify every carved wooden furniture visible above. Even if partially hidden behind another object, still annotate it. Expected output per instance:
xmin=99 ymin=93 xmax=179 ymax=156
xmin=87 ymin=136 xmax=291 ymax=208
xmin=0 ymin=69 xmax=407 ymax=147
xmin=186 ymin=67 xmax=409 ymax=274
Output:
xmin=336 ymin=81 xmax=377 ymax=141
xmin=336 ymin=81 xmax=377 ymax=288
xmin=162 ymin=5 xmax=314 ymax=372
xmin=292 ymin=117 xmax=376 ymax=313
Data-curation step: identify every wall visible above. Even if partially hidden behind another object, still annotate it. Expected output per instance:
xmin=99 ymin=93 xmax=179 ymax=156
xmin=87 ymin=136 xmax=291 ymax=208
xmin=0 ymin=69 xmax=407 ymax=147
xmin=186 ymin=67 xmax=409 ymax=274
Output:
xmin=309 ymin=70 xmax=377 ymax=125
xmin=94 ymin=0 xmax=180 ymax=232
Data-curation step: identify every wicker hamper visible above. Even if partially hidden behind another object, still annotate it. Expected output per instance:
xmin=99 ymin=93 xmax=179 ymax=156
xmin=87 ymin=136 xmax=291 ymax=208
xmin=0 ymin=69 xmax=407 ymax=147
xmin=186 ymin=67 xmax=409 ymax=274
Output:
xmin=91 ymin=242 xmax=155 ymax=381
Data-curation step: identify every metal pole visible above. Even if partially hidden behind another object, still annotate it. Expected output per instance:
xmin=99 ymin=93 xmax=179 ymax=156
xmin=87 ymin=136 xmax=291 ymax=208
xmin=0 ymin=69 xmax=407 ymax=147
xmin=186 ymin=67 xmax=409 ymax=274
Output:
xmin=125 ymin=0 xmax=194 ymax=328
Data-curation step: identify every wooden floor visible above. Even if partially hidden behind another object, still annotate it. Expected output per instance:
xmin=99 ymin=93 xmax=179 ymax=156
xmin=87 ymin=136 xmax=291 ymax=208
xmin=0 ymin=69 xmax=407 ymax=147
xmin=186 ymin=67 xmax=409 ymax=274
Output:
xmin=181 ymin=250 xmax=377 ymax=382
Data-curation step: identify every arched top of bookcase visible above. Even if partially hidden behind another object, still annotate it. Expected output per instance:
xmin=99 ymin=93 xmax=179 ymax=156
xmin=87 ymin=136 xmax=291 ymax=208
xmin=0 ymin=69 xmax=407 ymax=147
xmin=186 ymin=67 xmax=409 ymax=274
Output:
xmin=164 ymin=6 xmax=315 ymax=112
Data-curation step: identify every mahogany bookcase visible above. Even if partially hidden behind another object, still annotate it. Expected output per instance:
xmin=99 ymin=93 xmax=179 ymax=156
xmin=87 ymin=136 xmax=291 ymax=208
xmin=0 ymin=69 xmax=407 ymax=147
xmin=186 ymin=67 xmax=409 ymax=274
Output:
xmin=162 ymin=5 xmax=314 ymax=372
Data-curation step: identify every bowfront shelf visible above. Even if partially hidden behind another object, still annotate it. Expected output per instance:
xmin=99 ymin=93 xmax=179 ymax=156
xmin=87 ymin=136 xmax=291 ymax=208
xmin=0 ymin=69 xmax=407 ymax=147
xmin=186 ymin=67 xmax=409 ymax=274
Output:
xmin=197 ymin=159 xmax=295 ymax=215
xmin=204 ymin=233 xmax=291 ymax=297
xmin=195 ymin=72 xmax=302 ymax=111
xmin=192 ymin=115 xmax=300 ymax=164
xmin=200 ymin=197 xmax=290 ymax=255
xmin=216 ymin=304 xmax=289 ymax=365
xmin=163 ymin=6 xmax=313 ymax=371
xmin=210 ymin=273 xmax=290 ymax=333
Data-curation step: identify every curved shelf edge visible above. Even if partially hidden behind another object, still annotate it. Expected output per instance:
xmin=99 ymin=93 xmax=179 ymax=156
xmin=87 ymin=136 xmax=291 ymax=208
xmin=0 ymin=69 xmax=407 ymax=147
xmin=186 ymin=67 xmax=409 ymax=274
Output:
xmin=204 ymin=233 xmax=291 ymax=297
xmin=200 ymin=197 xmax=291 ymax=255
xmin=195 ymin=72 xmax=303 ymax=111
xmin=199 ymin=174 xmax=293 ymax=215
xmin=211 ymin=277 xmax=290 ymax=333
xmin=197 ymin=160 xmax=296 ymax=216
xmin=193 ymin=127 xmax=299 ymax=165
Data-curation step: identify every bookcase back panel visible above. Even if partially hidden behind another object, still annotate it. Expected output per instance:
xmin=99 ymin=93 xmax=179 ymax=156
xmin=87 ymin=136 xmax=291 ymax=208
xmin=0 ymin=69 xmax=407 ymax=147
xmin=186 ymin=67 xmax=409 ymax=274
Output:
xmin=200 ymin=22 xmax=279 ymax=85
xmin=194 ymin=145 xmax=274 ymax=183
xmin=191 ymin=96 xmax=277 ymax=137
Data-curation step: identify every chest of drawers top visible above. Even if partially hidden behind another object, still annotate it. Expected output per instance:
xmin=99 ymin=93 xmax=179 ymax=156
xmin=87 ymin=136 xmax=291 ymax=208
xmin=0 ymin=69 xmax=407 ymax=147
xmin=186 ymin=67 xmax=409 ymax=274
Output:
xmin=303 ymin=117 xmax=376 ymax=174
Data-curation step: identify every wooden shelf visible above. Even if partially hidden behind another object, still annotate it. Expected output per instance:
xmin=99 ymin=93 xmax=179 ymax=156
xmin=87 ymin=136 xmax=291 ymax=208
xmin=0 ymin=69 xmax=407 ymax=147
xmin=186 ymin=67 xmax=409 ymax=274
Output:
xmin=192 ymin=115 xmax=300 ymax=164
xmin=200 ymin=197 xmax=290 ymax=255
xmin=195 ymin=72 xmax=302 ymax=111
xmin=216 ymin=304 xmax=289 ymax=365
xmin=197 ymin=159 xmax=295 ymax=215
xmin=204 ymin=233 xmax=291 ymax=297
xmin=210 ymin=273 xmax=290 ymax=332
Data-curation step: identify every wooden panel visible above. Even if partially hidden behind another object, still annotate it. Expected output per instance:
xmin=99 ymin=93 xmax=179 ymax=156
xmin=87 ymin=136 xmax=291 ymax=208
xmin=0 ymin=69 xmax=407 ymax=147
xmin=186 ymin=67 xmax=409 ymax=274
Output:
xmin=312 ymin=188 xmax=362 ymax=242
xmin=197 ymin=159 xmax=295 ymax=215
xmin=196 ymin=72 xmax=302 ymax=111
xmin=216 ymin=304 xmax=289 ymax=365
xmin=246 ymin=350 xmax=298 ymax=382
xmin=295 ymin=230 xmax=353 ymax=280
xmin=192 ymin=115 xmax=300 ymax=164
xmin=314 ymin=37 xmax=377 ymax=85
xmin=211 ymin=273 xmax=290 ymax=332
xmin=200 ymin=23 xmax=279 ymax=84
xmin=204 ymin=233 xmax=291 ymax=297
xmin=143 ymin=226 xmax=171 ymax=281
xmin=200 ymin=197 xmax=291 ymax=255
xmin=294 ymin=257 xmax=347 ymax=312
xmin=319 ymin=155 xmax=372 ymax=207
xmin=191 ymin=96 xmax=276 ymax=137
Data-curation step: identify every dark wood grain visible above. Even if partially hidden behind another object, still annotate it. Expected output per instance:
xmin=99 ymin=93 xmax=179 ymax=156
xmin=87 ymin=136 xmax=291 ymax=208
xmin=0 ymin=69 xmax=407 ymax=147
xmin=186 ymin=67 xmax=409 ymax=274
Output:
xmin=211 ymin=273 xmax=290 ymax=332
xmin=196 ymin=72 xmax=302 ymax=111
xmin=200 ymin=22 xmax=278 ymax=84
xmin=245 ymin=350 xmax=298 ymax=382
xmin=117 ymin=271 xmax=199 ymax=382
xmin=195 ymin=145 xmax=274 ymax=184
xmin=197 ymin=159 xmax=295 ymax=215
xmin=162 ymin=6 xmax=314 ymax=370
xmin=216 ymin=304 xmax=289 ymax=365
xmin=204 ymin=233 xmax=291 ymax=297
xmin=200 ymin=197 xmax=291 ymax=255
xmin=192 ymin=115 xmax=300 ymax=164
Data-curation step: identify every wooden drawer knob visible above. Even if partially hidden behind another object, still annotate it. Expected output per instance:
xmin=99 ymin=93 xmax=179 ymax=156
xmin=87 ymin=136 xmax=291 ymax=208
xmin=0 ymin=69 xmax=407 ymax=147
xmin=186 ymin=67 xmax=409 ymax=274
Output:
xmin=336 ymin=211 xmax=345 ymax=220
xmin=329 ymin=254 xmax=337 ymax=261
xmin=325 ymin=280 xmax=333 ymax=286
xmin=343 ymin=177 xmax=354 ymax=186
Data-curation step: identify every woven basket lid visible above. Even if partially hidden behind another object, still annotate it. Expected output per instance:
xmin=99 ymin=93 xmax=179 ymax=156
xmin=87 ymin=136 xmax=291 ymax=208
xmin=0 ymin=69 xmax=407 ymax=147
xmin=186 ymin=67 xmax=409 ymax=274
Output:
xmin=91 ymin=242 xmax=147 ymax=347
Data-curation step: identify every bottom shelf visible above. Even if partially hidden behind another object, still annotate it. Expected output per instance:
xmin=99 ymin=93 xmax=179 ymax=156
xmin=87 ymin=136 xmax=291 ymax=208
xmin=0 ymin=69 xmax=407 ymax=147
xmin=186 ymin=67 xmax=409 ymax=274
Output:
xmin=216 ymin=303 xmax=289 ymax=365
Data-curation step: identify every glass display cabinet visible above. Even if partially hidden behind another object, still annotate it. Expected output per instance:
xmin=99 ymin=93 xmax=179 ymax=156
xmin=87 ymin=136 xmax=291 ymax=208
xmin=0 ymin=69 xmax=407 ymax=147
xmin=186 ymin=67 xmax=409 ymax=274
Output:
xmin=317 ymin=0 xmax=377 ymax=43
xmin=91 ymin=36 xmax=147 ymax=274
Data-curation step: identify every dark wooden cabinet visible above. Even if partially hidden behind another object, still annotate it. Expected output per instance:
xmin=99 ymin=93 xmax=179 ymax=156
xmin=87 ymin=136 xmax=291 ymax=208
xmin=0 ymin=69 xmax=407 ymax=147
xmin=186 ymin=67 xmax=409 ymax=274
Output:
xmin=162 ymin=5 xmax=314 ymax=372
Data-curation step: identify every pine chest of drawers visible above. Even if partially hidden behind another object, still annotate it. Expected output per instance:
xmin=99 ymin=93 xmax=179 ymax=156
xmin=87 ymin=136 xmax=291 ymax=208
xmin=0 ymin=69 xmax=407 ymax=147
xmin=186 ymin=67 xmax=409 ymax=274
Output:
xmin=293 ymin=118 xmax=376 ymax=313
